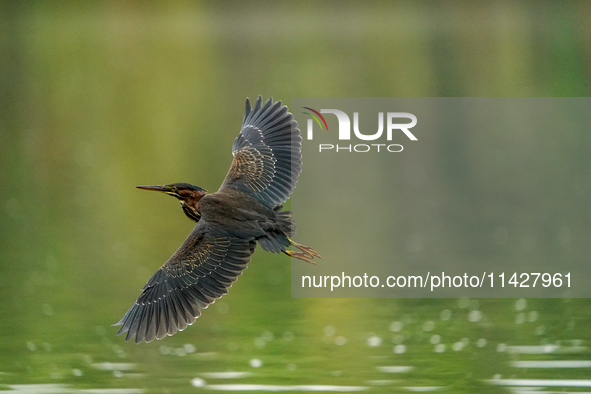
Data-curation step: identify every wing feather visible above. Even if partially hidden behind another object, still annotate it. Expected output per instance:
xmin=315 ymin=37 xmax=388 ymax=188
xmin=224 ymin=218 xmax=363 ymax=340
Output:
xmin=114 ymin=220 xmax=256 ymax=343
xmin=220 ymin=96 xmax=302 ymax=208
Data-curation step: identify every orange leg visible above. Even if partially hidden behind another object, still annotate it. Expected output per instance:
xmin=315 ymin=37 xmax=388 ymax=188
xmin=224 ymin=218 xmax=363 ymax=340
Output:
xmin=285 ymin=250 xmax=317 ymax=265
xmin=284 ymin=239 xmax=321 ymax=264
xmin=290 ymin=239 xmax=322 ymax=259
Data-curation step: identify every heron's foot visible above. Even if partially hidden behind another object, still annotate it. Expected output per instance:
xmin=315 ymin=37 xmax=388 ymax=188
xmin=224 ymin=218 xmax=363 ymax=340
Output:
xmin=287 ymin=239 xmax=321 ymax=265
xmin=289 ymin=240 xmax=322 ymax=259
xmin=285 ymin=250 xmax=317 ymax=265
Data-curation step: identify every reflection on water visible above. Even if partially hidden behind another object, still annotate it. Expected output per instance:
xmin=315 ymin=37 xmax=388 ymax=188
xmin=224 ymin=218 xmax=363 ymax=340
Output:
xmin=194 ymin=384 xmax=369 ymax=391
xmin=2 ymin=298 xmax=590 ymax=392
xmin=512 ymin=360 xmax=591 ymax=368
xmin=490 ymin=378 xmax=591 ymax=389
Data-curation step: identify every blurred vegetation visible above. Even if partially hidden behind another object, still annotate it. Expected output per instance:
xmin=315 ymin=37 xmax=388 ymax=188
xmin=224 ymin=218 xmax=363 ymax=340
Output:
xmin=1 ymin=1 xmax=591 ymax=392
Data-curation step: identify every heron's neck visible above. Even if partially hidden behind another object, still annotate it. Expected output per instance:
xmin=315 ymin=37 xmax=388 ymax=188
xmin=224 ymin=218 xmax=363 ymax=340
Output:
xmin=180 ymin=201 xmax=201 ymax=222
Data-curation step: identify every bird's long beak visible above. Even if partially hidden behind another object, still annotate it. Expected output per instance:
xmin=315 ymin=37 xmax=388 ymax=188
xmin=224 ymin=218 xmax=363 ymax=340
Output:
xmin=136 ymin=185 xmax=169 ymax=193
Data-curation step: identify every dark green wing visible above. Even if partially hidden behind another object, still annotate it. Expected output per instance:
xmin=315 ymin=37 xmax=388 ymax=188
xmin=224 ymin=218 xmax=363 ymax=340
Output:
xmin=219 ymin=96 xmax=302 ymax=208
xmin=114 ymin=220 xmax=256 ymax=343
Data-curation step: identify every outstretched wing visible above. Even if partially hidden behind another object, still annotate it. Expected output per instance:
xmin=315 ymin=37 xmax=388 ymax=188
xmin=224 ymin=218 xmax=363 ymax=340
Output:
xmin=114 ymin=220 xmax=256 ymax=343
xmin=219 ymin=96 xmax=302 ymax=208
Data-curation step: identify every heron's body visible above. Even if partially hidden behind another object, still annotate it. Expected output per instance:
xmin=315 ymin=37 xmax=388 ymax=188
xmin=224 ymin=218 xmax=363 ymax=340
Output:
xmin=114 ymin=96 xmax=319 ymax=343
xmin=186 ymin=188 xmax=297 ymax=248
xmin=201 ymin=189 xmax=273 ymax=234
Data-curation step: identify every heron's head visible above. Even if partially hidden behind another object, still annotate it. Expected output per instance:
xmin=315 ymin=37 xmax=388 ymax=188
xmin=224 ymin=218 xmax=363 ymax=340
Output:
xmin=136 ymin=183 xmax=207 ymax=222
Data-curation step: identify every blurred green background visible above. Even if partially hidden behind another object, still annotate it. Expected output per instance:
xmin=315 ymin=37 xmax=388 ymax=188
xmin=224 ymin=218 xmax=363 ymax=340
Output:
xmin=1 ymin=1 xmax=591 ymax=393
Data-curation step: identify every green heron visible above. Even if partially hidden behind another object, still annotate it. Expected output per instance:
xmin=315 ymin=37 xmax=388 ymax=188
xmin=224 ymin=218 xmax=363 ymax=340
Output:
xmin=114 ymin=96 xmax=319 ymax=343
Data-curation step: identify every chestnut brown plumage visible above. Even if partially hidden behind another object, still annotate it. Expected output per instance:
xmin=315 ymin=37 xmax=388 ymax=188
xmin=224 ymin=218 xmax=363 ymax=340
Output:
xmin=114 ymin=96 xmax=319 ymax=343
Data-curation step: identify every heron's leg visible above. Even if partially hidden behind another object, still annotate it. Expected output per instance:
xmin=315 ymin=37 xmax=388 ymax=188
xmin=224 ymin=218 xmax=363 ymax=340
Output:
xmin=284 ymin=250 xmax=317 ymax=265
xmin=289 ymin=239 xmax=322 ymax=259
